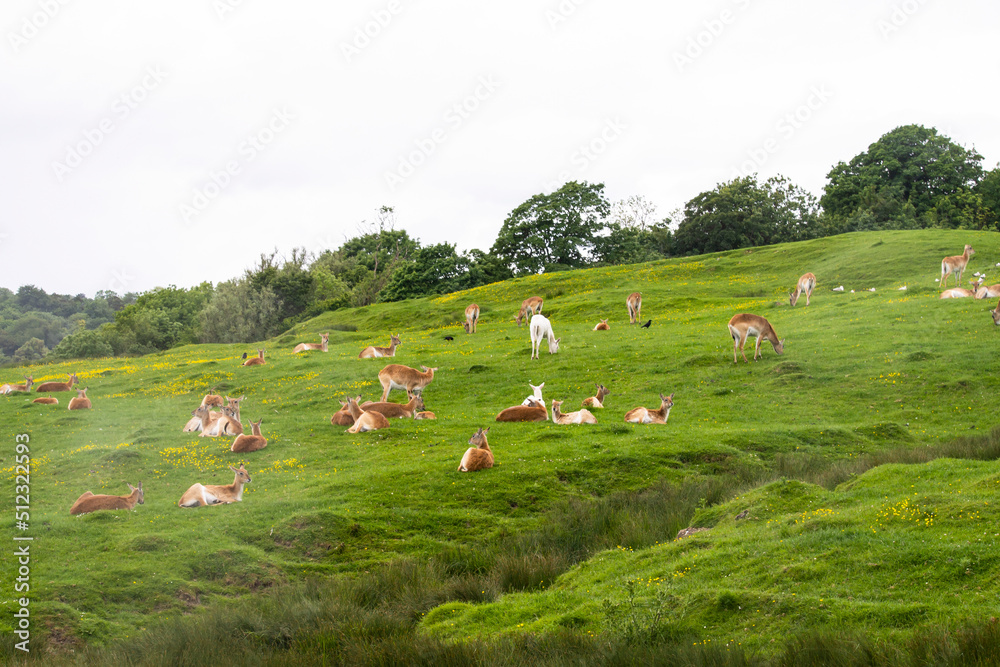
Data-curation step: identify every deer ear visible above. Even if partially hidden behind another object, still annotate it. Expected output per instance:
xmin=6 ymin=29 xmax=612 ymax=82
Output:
xmin=128 ymin=483 xmax=135 ymax=491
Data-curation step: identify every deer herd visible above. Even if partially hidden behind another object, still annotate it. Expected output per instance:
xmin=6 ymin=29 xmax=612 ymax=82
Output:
xmin=7 ymin=242 xmax=997 ymax=516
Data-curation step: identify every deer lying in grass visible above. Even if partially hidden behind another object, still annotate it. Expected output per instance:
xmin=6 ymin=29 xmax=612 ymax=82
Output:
xmin=521 ymin=382 xmax=545 ymax=407
xmin=331 ymin=399 xmax=355 ymax=426
xmin=70 ymin=482 xmax=143 ymax=515
xmin=529 ymin=314 xmax=560 ymax=360
xmin=593 ymin=319 xmax=609 ymax=331
xmin=191 ymin=405 xmax=227 ymax=437
xmin=361 ymin=392 xmax=425 ymax=419
xmin=992 ymin=299 xmax=1000 ymax=326
xmin=231 ymin=419 xmax=267 ymax=453
xmin=378 ymin=364 xmax=437 ymax=401
xmin=359 ymin=334 xmax=401 ymax=359
xmin=727 ymin=314 xmax=784 ymax=363
xmin=178 ymin=465 xmax=251 ymax=508
xmin=33 ymin=397 xmax=58 ymax=405
xmin=627 ymin=292 xmax=641 ymax=324
xmin=551 ymin=400 xmax=597 ymax=424
xmin=294 ymin=333 xmax=329 ymax=353
xmin=458 ymin=427 xmax=493 ymax=472
xmin=624 ymin=393 xmax=674 ymax=424
xmin=243 ymin=349 xmax=266 ymax=366
xmin=941 ymin=244 xmax=975 ymax=289
xmin=200 ymin=387 xmax=223 ymax=408
xmin=496 ymin=398 xmax=548 ymax=422
xmin=414 ymin=411 xmax=436 ymax=420
xmin=789 ymin=273 xmax=816 ymax=306
xmin=464 ymin=304 xmax=480 ymax=334
xmin=974 ymin=279 xmax=1000 ymax=299
xmin=940 ymin=287 xmax=976 ymax=299
xmin=515 ymin=296 xmax=543 ymax=327
xmin=35 ymin=373 xmax=79 ymax=393
xmin=581 ymin=384 xmax=609 ymax=409
xmin=0 ymin=376 xmax=33 ymax=395
xmin=67 ymin=387 xmax=91 ymax=410
xmin=215 ymin=405 xmax=244 ymax=436
xmin=345 ymin=396 xmax=390 ymax=433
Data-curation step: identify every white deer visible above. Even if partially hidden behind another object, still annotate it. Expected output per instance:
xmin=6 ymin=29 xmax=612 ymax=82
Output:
xmin=529 ymin=314 xmax=560 ymax=360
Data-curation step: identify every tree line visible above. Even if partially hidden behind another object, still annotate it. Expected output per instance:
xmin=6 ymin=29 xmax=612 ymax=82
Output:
xmin=6 ymin=123 xmax=999 ymax=362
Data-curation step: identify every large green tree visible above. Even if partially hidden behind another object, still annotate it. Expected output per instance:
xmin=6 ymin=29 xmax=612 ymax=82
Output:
xmin=821 ymin=124 xmax=984 ymax=227
xmin=491 ymin=181 xmax=611 ymax=275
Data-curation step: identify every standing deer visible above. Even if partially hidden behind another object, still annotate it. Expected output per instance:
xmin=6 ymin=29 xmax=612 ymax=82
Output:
xmin=68 ymin=387 xmax=91 ymax=410
xmin=0 ymin=376 xmax=33 ymax=395
xmin=941 ymin=244 xmax=975 ymax=288
xmin=496 ymin=398 xmax=548 ymax=422
xmin=515 ymin=296 xmax=543 ymax=327
xmin=178 ymin=465 xmax=252 ymax=507
xmin=294 ymin=333 xmax=330 ymax=353
xmin=458 ymin=427 xmax=493 ymax=472
xmin=627 ymin=292 xmax=642 ymax=324
xmin=550 ymin=400 xmax=597 ymax=424
xmin=727 ymin=314 xmax=784 ymax=363
xmin=359 ymin=334 xmax=401 ymax=359
xmin=529 ymin=314 xmax=560 ymax=360
xmin=344 ymin=396 xmax=391 ymax=433
xmin=243 ymin=349 xmax=266 ymax=366
xmin=624 ymin=393 xmax=674 ymax=424
xmin=35 ymin=373 xmax=79 ymax=392
xmin=70 ymin=483 xmax=144 ymax=515
xmin=377 ymin=364 xmax=437 ymax=401
xmin=231 ymin=419 xmax=267 ymax=453
xmin=464 ymin=304 xmax=480 ymax=334
xmin=789 ymin=273 xmax=816 ymax=306
xmin=581 ymin=384 xmax=609 ymax=409
xmin=593 ymin=319 xmax=610 ymax=331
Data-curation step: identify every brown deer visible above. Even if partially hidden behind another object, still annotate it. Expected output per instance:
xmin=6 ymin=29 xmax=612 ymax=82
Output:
xmin=70 ymin=483 xmax=144 ymax=515
xmin=941 ymin=244 xmax=975 ymax=288
xmin=345 ymin=396 xmax=391 ymax=433
xmin=458 ymin=427 xmax=493 ymax=472
xmin=727 ymin=314 xmax=784 ymax=363
xmin=331 ymin=399 xmax=355 ymax=426
xmin=414 ymin=411 xmax=436 ymax=420
xmin=624 ymin=393 xmax=674 ymax=424
xmin=242 ymin=349 xmax=266 ymax=366
xmin=789 ymin=273 xmax=816 ymax=306
xmin=33 ymin=397 xmax=58 ymax=405
xmin=464 ymin=304 xmax=480 ymax=333
xmin=593 ymin=319 xmax=610 ymax=331
xmin=200 ymin=387 xmax=224 ymax=408
xmin=377 ymin=364 xmax=437 ymax=401
xmin=359 ymin=334 xmax=401 ymax=359
xmin=35 ymin=373 xmax=79 ymax=393
xmin=178 ymin=465 xmax=251 ymax=507
xmin=361 ymin=392 xmax=425 ymax=419
xmin=550 ymin=400 xmax=597 ymax=425
xmin=68 ymin=387 xmax=91 ymax=410
xmin=581 ymin=384 xmax=609 ymax=409
xmin=294 ymin=332 xmax=329 ymax=353
xmin=515 ymin=296 xmax=543 ymax=327
xmin=991 ymin=299 xmax=1000 ymax=326
xmin=0 ymin=376 xmax=33 ymax=395
xmin=496 ymin=398 xmax=548 ymax=422
xmin=231 ymin=419 xmax=267 ymax=453
xmin=626 ymin=292 xmax=642 ymax=324
xmin=940 ymin=287 xmax=976 ymax=299
xmin=191 ymin=405 xmax=226 ymax=437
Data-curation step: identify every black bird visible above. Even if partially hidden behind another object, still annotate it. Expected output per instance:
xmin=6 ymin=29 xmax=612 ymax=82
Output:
xmin=241 ymin=352 xmax=248 ymax=359
xmin=640 ymin=319 xmax=651 ymax=328
xmin=444 ymin=336 xmax=454 ymax=341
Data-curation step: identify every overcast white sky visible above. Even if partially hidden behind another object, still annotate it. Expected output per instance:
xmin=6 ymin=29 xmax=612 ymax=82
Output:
xmin=1 ymin=0 xmax=997 ymax=297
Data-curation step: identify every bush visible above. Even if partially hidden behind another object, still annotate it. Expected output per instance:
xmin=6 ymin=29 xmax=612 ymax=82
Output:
xmin=50 ymin=328 xmax=114 ymax=359
xmin=12 ymin=337 xmax=48 ymax=363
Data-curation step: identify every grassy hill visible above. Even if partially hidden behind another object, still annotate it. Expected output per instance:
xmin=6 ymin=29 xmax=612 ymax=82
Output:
xmin=4 ymin=229 xmax=1000 ymax=663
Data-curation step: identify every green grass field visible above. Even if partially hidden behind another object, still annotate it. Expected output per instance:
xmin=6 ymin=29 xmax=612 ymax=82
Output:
xmin=4 ymin=229 xmax=1000 ymax=664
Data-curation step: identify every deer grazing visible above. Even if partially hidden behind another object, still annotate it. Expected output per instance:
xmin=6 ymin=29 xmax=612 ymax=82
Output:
xmin=70 ymin=482 xmax=144 ymax=515
xmin=496 ymin=398 xmax=548 ymax=422
xmin=361 ymin=392 xmax=425 ymax=419
xmin=0 ymin=376 xmax=33 ymax=395
xmin=344 ymin=396 xmax=391 ymax=433
xmin=178 ymin=464 xmax=251 ymax=508
xmin=624 ymin=393 xmax=675 ymax=424
xmin=359 ymin=334 xmax=402 ymax=359
xmin=294 ymin=333 xmax=330 ymax=353
xmin=941 ymin=244 xmax=975 ymax=288
xmin=551 ymin=400 xmax=597 ymax=424
xmin=529 ymin=314 xmax=560 ymax=360
xmin=521 ymin=382 xmax=545 ymax=407
xmin=33 ymin=397 xmax=58 ymax=405
xmin=458 ymin=427 xmax=493 ymax=472
xmin=377 ymin=364 xmax=437 ymax=401
xmin=35 ymin=372 xmax=79 ymax=393
xmin=627 ymin=292 xmax=642 ymax=324
xmin=581 ymin=384 xmax=609 ymax=409
xmin=243 ymin=349 xmax=266 ymax=366
xmin=67 ymin=387 xmax=91 ymax=410
xmin=231 ymin=419 xmax=267 ymax=453
xmin=940 ymin=287 xmax=976 ymax=299
xmin=789 ymin=273 xmax=816 ymax=306
xmin=464 ymin=304 xmax=480 ymax=334
xmin=515 ymin=296 xmax=544 ymax=327
xmin=200 ymin=387 xmax=223 ymax=408
xmin=727 ymin=314 xmax=784 ymax=363
xmin=593 ymin=319 xmax=610 ymax=331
